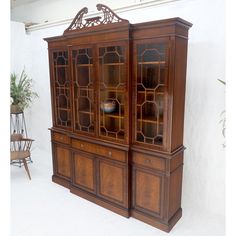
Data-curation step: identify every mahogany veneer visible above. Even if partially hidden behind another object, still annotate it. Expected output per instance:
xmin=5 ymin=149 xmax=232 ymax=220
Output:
xmin=45 ymin=4 xmax=192 ymax=232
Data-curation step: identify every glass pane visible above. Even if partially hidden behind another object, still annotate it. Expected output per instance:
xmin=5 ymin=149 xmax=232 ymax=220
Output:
xmin=99 ymin=45 xmax=126 ymax=141
xmin=53 ymin=51 xmax=71 ymax=128
xmin=72 ymin=48 xmax=95 ymax=134
xmin=136 ymin=43 xmax=167 ymax=146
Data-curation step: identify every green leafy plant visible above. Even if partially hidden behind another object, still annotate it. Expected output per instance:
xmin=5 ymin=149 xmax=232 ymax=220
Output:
xmin=10 ymin=69 xmax=38 ymax=111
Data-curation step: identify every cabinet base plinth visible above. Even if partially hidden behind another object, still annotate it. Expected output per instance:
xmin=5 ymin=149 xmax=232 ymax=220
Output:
xmin=70 ymin=185 xmax=130 ymax=218
xmin=52 ymin=175 xmax=71 ymax=189
xmin=131 ymin=208 xmax=182 ymax=233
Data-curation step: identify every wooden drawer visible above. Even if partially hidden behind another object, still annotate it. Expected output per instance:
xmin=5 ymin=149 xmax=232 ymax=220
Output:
xmin=132 ymin=152 xmax=165 ymax=171
xmin=72 ymin=139 xmax=126 ymax=163
xmin=52 ymin=132 xmax=70 ymax=145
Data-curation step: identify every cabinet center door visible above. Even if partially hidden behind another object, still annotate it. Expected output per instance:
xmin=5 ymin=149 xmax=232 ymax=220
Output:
xmin=72 ymin=47 xmax=95 ymax=135
xmin=98 ymin=44 xmax=128 ymax=143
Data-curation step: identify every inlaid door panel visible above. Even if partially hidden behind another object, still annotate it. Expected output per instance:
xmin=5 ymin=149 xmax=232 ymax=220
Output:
xmin=54 ymin=144 xmax=71 ymax=179
xmin=98 ymin=159 xmax=127 ymax=207
xmin=73 ymin=152 xmax=95 ymax=193
xmin=132 ymin=166 xmax=164 ymax=218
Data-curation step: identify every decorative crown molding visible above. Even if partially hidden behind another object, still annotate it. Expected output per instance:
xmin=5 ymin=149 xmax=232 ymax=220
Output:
xmin=64 ymin=4 xmax=128 ymax=34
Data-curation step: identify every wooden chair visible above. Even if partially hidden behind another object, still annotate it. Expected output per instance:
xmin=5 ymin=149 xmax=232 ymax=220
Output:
xmin=10 ymin=134 xmax=34 ymax=180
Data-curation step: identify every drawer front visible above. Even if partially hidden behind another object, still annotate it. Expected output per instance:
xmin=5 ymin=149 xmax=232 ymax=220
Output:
xmin=52 ymin=132 xmax=70 ymax=145
xmin=72 ymin=139 xmax=126 ymax=163
xmin=132 ymin=152 xmax=165 ymax=171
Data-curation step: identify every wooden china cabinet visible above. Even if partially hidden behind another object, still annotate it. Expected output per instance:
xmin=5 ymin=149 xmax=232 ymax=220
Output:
xmin=44 ymin=4 xmax=192 ymax=232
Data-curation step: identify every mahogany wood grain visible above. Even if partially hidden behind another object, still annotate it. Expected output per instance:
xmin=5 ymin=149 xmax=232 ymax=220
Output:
xmin=72 ymin=152 xmax=96 ymax=193
xmin=52 ymin=132 xmax=70 ymax=144
xmin=168 ymin=165 xmax=183 ymax=219
xmin=45 ymin=5 xmax=191 ymax=232
xmin=132 ymin=167 xmax=163 ymax=217
xmin=72 ymin=138 xmax=127 ymax=163
xmin=54 ymin=144 xmax=71 ymax=179
xmin=132 ymin=152 xmax=166 ymax=171
xmin=98 ymin=160 xmax=127 ymax=206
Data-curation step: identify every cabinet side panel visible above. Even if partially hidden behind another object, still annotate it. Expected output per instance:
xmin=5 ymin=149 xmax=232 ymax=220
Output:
xmin=168 ymin=165 xmax=183 ymax=218
xmin=48 ymin=50 xmax=56 ymax=127
xmin=171 ymin=37 xmax=189 ymax=150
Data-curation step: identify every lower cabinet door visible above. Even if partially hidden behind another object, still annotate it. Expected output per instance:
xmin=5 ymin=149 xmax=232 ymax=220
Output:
xmin=132 ymin=166 xmax=164 ymax=218
xmin=53 ymin=144 xmax=71 ymax=179
xmin=72 ymin=151 xmax=96 ymax=193
xmin=98 ymin=159 xmax=128 ymax=207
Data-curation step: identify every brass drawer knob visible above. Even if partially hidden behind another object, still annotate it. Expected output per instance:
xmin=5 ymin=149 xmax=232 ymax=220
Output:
xmin=80 ymin=144 xmax=84 ymax=148
xmin=108 ymin=151 xmax=112 ymax=156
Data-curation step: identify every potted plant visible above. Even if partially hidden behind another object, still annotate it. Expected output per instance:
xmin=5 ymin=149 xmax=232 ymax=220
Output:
xmin=10 ymin=69 xmax=38 ymax=113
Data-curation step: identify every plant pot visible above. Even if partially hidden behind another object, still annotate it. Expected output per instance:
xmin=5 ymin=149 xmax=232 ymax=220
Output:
xmin=11 ymin=104 xmax=23 ymax=114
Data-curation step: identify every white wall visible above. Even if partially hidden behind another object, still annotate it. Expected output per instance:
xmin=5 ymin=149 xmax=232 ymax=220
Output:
xmin=11 ymin=22 xmax=31 ymax=73
xmin=11 ymin=0 xmax=225 ymax=225
xmin=11 ymin=0 xmax=136 ymax=23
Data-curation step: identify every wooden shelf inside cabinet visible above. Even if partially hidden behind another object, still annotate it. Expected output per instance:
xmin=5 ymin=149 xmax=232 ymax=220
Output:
xmin=100 ymin=87 xmax=125 ymax=92
xmin=78 ymin=110 xmax=94 ymax=115
xmin=54 ymin=65 xmax=68 ymax=68
xmin=55 ymin=86 xmax=70 ymax=89
xmin=137 ymin=115 xmax=163 ymax=124
xmin=138 ymin=61 xmax=166 ymax=65
xmin=102 ymin=63 xmax=125 ymax=66
xmin=58 ymin=108 xmax=71 ymax=111
xmin=76 ymin=64 xmax=93 ymax=67
xmin=77 ymin=87 xmax=93 ymax=91
xmin=137 ymin=91 xmax=164 ymax=95
xmin=101 ymin=112 xmax=124 ymax=119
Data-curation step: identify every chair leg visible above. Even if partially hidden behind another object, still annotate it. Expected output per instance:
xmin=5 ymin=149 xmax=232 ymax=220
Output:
xmin=22 ymin=158 xmax=31 ymax=180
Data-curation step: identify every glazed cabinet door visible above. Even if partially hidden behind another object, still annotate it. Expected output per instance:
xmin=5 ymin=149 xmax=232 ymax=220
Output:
xmin=132 ymin=166 xmax=164 ymax=218
xmin=133 ymin=39 xmax=169 ymax=149
xmin=50 ymin=49 xmax=72 ymax=130
xmin=98 ymin=43 xmax=129 ymax=143
xmin=97 ymin=159 xmax=128 ymax=207
xmin=71 ymin=47 xmax=96 ymax=135
xmin=52 ymin=143 xmax=71 ymax=180
xmin=72 ymin=151 xmax=96 ymax=193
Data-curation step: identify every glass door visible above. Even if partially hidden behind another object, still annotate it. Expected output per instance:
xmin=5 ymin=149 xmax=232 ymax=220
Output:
xmin=135 ymin=42 xmax=168 ymax=146
xmin=98 ymin=45 xmax=127 ymax=142
xmin=52 ymin=50 xmax=72 ymax=129
xmin=72 ymin=47 xmax=95 ymax=134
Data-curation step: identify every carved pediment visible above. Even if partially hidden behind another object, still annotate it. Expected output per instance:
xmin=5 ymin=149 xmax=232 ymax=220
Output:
xmin=64 ymin=4 xmax=128 ymax=34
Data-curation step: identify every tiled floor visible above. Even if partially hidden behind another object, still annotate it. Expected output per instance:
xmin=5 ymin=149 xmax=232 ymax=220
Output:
xmin=11 ymin=148 xmax=224 ymax=236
